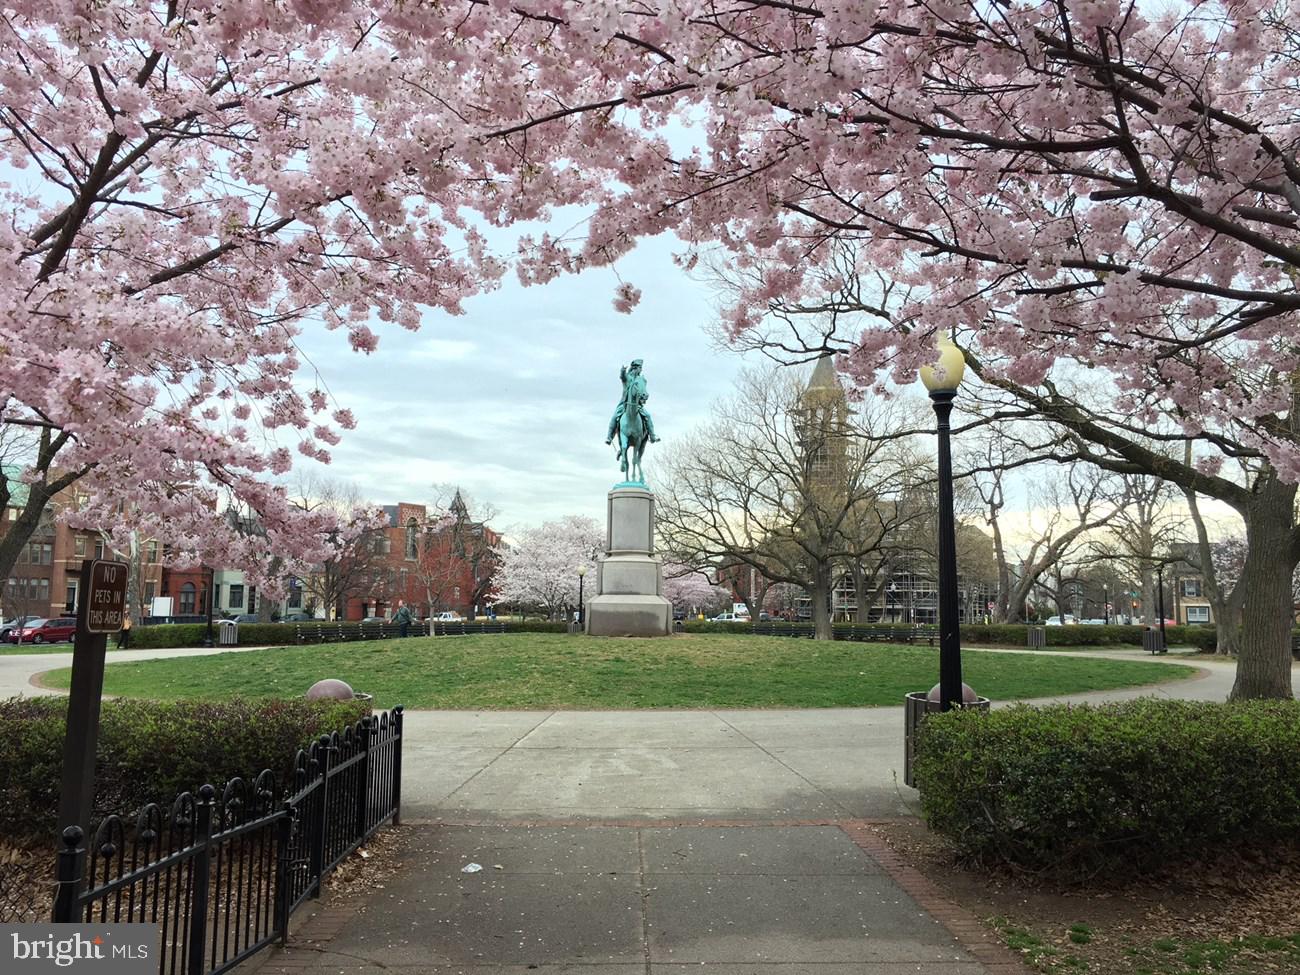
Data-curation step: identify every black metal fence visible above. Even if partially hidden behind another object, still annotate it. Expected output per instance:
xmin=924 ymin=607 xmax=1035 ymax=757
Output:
xmin=52 ymin=707 xmax=404 ymax=975
xmin=286 ymin=619 xmax=507 ymax=643
xmin=749 ymin=622 xmax=939 ymax=645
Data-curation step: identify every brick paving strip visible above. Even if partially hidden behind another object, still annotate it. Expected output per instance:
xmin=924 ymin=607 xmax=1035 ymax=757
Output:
xmin=246 ymin=818 xmax=1033 ymax=974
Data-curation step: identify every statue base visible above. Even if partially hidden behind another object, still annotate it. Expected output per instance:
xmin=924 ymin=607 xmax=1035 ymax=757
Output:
xmin=585 ymin=485 xmax=673 ymax=638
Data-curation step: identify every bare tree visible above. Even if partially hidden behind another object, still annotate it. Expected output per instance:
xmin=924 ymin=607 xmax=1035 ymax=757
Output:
xmin=288 ymin=474 xmax=386 ymax=620
xmin=656 ymin=364 xmax=926 ymax=640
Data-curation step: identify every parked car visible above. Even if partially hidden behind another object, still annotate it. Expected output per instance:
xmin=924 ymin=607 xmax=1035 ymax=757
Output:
xmin=12 ymin=616 xmax=77 ymax=644
xmin=280 ymin=612 xmax=315 ymax=622
xmin=1044 ymin=615 xmax=1079 ymax=626
xmin=1080 ymin=618 xmax=1108 ymax=625
xmin=0 ymin=615 xmax=39 ymax=642
xmin=224 ymin=613 xmax=260 ymax=624
xmin=710 ymin=612 xmax=750 ymax=623
xmin=435 ymin=611 xmax=464 ymax=622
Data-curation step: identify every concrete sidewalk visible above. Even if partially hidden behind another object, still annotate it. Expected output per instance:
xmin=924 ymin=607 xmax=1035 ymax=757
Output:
xmin=254 ymin=823 xmax=1021 ymax=974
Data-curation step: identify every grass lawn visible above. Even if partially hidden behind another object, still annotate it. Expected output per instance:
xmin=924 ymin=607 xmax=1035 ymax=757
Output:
xmin=38 ymin=633 xmax=1196 ymax=709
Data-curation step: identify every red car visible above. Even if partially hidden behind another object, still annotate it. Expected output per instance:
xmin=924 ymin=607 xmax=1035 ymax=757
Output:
xmin=11 ymin=617 xmax=78 ymax=644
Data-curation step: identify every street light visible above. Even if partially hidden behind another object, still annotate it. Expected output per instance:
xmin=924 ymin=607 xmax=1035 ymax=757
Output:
xmin=1103 ymin=583 xmax=1110 ymax=626
xmin=1155 ymin=564 xmax=1168 ymax=653
xmin=201 ymin=565 xmax=215 ymax=647
xmin=920 ymin=338 xmax=967 ymax=712
xmin=577 ymin=565 xmax=587 ymax=629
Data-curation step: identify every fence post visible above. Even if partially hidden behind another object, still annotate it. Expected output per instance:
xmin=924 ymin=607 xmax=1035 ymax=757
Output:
xmin=187 ymin=784 xmax=216 ymax=975
xmin=51 ymin=826 xmax=86 ymax=922
xmin=355 ymin=717 xmax=373 ymax=840
xmin=273 ymin=808 xmax=294 ymax=946
xmin=309 ymin=736 xmax=332 ymax=899
xmin=391 ymin=707 xmax=404 ymax=826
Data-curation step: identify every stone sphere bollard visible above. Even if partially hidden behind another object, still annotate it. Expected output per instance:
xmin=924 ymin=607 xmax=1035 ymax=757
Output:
xmin=926 ymin=682 xmax=979 ymax=704
xmin=306 ymin=678 xmax=355 ymax=701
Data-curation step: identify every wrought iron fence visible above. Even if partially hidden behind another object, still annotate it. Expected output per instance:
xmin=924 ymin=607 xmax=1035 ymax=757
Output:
xmin=53 ymin=707 xmax=404 ymax=975
xmin=289 ymin=619 xmax=507 ymax=643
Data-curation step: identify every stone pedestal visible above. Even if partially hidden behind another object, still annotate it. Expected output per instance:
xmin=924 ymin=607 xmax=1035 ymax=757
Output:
xmin=585 ymin=485 xmax=673 ymax=637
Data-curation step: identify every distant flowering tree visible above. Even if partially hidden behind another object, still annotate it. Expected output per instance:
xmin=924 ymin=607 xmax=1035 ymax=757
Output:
xmin=661 ymin=562 xmax=732 ymax=616
xmin=495 ymin=516 xmax=604 ymax=620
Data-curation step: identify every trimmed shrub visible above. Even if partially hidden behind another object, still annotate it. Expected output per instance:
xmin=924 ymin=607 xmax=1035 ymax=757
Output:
xmin=509 ymin=621 xmax=570 ymax=633
xmin=913 ymin=699 xmax=1300 ymax=879
xmin=0 ymin=696 xmax=369 ymax=838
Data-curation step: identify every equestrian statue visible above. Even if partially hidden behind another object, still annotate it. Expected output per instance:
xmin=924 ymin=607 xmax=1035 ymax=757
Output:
xmin=605 ymin=358 xmax=661 ymax=483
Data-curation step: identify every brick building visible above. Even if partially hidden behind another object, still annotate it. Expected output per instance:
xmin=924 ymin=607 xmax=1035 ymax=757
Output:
xmin=1 ymin=472 xmax=164 ymax=621
xmin=341 ymin=495 xmax=501 ymax=621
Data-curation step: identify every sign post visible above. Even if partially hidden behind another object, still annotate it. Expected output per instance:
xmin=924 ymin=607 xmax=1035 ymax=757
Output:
xmin=57 ymin=559 xmax=128 ymax=848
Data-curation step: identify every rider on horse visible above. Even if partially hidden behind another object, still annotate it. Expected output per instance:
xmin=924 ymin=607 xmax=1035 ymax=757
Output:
xmin=605 ymin=359 xmax=661 ymax=446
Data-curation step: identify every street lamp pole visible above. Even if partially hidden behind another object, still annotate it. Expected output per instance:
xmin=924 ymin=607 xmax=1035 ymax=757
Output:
xmin=1156 ymin=564 xmax=1167 ymax=653
xmin=577 ymin=565 xmax=587 ymax=629
xmin=1103 ymin=583 xmax=1109 ymax=626
xmin=202 ymin=565 xmax=215 ymax=647
xmin=920 ymin=339 xmax=967 ymax=712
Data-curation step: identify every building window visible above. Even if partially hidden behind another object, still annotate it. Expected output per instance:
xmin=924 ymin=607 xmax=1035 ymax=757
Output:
xmin=74 ymin=536 xmax=86 ymax=557
xmin=27 ymin=542 xmax=51 ymax=565
xmin=180 ymin=583 xmax=196 ymax=614
xmin=405 ymin=519 xmax=419 ymax=560
xmin=93 ymin=539 xmax=104 ymax=559
xmin=1186 ymin=605 xmax=1211 ymax=623
xmin=287 ymin=578 xmax=302 ymax=609
xmin=1181 ymin=579 xmax=1203 ymax=598
xmin=228 ymin=584 xmax=244 ymax=609
xmin=146 ymin=541 xmax=159 ymax=563
xmin=65 ymin=582 xmax=77 ymax=612
xmin=144 ymin=582 xmax=156 ymax=604
xmin=38 ymin=578 xmax=49 ymax=603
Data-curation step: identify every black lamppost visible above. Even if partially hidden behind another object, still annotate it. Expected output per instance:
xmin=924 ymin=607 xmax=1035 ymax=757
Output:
xmin=1155 ymin=564 xmax=1168 ymax=653
xmin=1103 ymin=583 xmax=1110 ymax=625
xmin=920 ymin=339 xmax=967 ymax=711
xmin=577 ymin=565 xmax=587 ymax=629
xmin=201 ymin=565 xmax=215 ymax=647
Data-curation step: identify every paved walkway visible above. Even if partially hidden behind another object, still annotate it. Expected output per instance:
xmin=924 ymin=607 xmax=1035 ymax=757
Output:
xmin=12 ymin=644 xmax=1297 ymax=974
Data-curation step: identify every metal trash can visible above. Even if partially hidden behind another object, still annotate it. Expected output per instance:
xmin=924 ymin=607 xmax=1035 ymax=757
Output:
xmin=1142 ymin=628 xmax=1165 ymax=654
xmin=903 ymin=691 xmax=991 ymax=788
xmin=1027 ymin=626 xmax=1046 ymax=648
xmin=217 ymin=619 xmax=238 ymax=646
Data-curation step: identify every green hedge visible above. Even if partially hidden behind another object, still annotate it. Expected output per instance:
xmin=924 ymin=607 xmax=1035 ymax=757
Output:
xmin=0 ymin=696 xmax=369 ymax=838
xmin=914 ymin=700 xmax=1300 ymax=879
xmin=679 ymin=620 xmax=1219 ymax=648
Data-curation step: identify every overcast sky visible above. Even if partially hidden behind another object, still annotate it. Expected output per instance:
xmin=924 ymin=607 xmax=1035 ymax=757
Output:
xmin=291 ymin=231 xmax=751 ymax=532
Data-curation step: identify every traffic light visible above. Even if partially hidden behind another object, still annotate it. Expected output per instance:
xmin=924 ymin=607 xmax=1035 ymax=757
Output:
xmin=1131 ymin=600 xmax=1139 ymax=609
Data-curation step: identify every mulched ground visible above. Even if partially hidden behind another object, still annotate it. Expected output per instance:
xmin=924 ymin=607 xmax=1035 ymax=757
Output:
xmin=871 ymin=819 xmax=1300 ymax=974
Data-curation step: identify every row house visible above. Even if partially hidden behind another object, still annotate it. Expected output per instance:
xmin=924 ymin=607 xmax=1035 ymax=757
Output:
xmin=1 ymin=472 xmax=164 ymax=621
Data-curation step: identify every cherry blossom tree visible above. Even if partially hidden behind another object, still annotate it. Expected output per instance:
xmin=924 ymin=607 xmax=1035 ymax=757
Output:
xmin=661 ymin=561 xmax=731 ymax=616
xmin=494 ymin=515 xmax=604 ymax=620
xmin=7 ymin=1 xmax=1300 ymax=694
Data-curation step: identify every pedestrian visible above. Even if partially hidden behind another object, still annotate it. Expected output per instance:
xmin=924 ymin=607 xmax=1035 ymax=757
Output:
xmin=394 ymin=600 xmax=412 ymax=638
xmin=117 ymin=606 xmax=132 ymax=650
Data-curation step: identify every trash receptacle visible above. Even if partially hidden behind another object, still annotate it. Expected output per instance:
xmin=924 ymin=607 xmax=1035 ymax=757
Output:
xmin=903 ymin=689 xmax=991 ymax=788
xmin=217 ymin=619 xmax=238 ymax=646
xmin=1142 ymin=628 xmax=1165 ymax=654
xmin=1027 ymin=626 xmax=1046 ymax=648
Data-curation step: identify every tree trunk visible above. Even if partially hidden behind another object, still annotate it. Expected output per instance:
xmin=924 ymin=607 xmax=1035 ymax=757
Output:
xmin=1232 ymin=477 xmax=1297 ymax=699
xmin=853 ymin=561 xmax=870 ymax=624
xmin=810 ymin=562 xmax=833 ymax=640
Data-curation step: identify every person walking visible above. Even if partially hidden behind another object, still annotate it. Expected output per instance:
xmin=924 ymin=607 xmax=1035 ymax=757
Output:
xmin=394 ymin=601 xmax=413 ymax=638
xmin=117 ymin=606 xmax=132 ymax=650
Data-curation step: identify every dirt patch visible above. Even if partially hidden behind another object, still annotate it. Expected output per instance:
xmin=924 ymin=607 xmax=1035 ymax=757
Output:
xmin=870 ymin=819 xmax=1300 ymax=974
